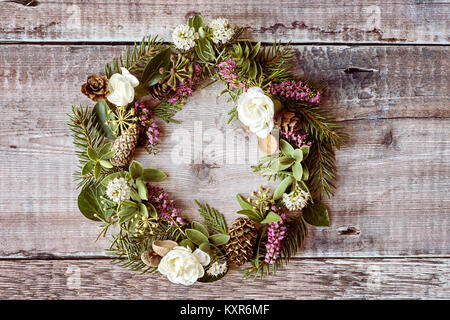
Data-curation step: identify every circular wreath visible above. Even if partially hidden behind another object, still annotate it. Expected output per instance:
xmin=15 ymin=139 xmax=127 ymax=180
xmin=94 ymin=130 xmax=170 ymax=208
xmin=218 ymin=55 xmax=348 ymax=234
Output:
xmin=68 ymin=15 xmax=346 ymax=285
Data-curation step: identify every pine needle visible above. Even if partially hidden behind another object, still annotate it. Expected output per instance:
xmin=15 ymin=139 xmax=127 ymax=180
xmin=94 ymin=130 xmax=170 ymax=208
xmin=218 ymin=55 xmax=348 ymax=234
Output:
xmin=195 ymin=200 xmax=228 ymax=234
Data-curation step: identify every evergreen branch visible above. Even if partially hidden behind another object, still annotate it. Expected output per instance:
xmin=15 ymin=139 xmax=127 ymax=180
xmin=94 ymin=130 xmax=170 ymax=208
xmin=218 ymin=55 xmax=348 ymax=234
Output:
xmin=153 ymin=101 xmax=183 ymax=124
xmin=195 ymin=200 xmax=228 ymax=234
xmin=67 ymin=105 xmax=105 ymax=189
xmin=104 ymin=35 xmax=164 ymax=78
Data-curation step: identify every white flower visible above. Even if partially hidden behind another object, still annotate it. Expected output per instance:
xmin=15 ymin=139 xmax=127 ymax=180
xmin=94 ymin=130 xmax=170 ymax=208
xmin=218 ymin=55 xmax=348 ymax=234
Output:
xmin=107 ymin=67 xmax=139 ymax=106
xmin=208 ymin=18 xmax=234 ymax=44
xmin=282 ymin=187 xmax=310 ymax=211
xmin=237 ymin=87 xmax=275 ymax=138
xmin=106 ymin=177 xmax=131 ymax=203
xmin=158 ymin=246 xmax=210 ymax=286
xmin=172 ymin=24 xmax=198 ymax=50
xmin=207 ymin=261 xmax=227 ymax=277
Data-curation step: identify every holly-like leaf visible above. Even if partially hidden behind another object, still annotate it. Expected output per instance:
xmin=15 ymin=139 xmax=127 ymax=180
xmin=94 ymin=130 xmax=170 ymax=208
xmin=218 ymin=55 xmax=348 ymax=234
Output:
xmin=273 ymin=176 xmax=294 ymax=200
xmin=302 ymin=200 xmax=330 ymax=227
xmin=260 ymin=211 xmax=282 ymax=224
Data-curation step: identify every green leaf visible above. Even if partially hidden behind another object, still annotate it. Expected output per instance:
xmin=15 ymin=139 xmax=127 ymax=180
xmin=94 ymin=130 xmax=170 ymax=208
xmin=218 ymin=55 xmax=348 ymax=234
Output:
xmin=87 ymin=147 xmax=99 ymax=161
xmin=141 ymin=48 xmax=171 ymax=86
xmin=198 ymin=26 xmax=206 ymax=38
xmin=94 ymin=162 xmax=102 ymax=179
xmin=302 ymin=165 xmax=309 ymax=181
xmin=99 ymin=160 xmax=113 ymax=169
xmin=199 ymin=242 xmax=210 ymax=253
xmin=292 ymin=149 xmax=303 ymax=162
xmin=147 ymin=203 xmax=158 ymax=219
xmin=192 ymin=221 xmax=209 ymax=237
xmin=77 ymin=184 xmax=105 ymax=221
xmin=273 ymin=176 xmax=294 ymax=200
xmin=253 ymin=224 xmax=268 ymax=268
xmin=100 ymin=171 xmax=127 ymax=187
xmin=136 ymin=178 xmax=148 ymax=201
xmin=192 ymin=15 xmax=204 ymax=31
xmin=130 ymin=189 xmax=141 ymax=202
xmin=94 ymin=101 xmax=116 ymax=139
xmin=280 ymin=139 xmax=294 ymax=156
xmin=292 ymin=162 xmax=303 ymax=181
xmin=300 ymin=145 xmax=310 ymax=159
xmin=118 ymin=205 xmax=137 ymax=217
xmin=260 ymin=211 xmax=282 ymax=224
xmin=122 ymin=200 xmax=138 ymax=208
xmin=98 ymin=142 xmax=112 ymax=157
xmin=236 ymin=194 xmax=253 ymax=211
xmin=180 ymin=239 xmax=195 ymax=251
xmin=270 ymin=157 xmax=294 ymax=171
xmin=186 ymin=229 xmax=209 ymax=245
xmin=237 ymin=209 xmax=262 ymax=222
xmin=302 ymin=200 xmax=330 ymax=227
xmin=138 ymin=202 xmax=149 ymax=218
xmin=100 ymin=150 xmax=116 ymax=160
xmin=81 ymin=160 xmax=95 ymax=176
xmin=208 ymin=234 xmax=230 ymax=246
xmin=129 ymin=160 xmax=144 ymax=180
xmin=142 ymin=168 xmax=167 ymax=182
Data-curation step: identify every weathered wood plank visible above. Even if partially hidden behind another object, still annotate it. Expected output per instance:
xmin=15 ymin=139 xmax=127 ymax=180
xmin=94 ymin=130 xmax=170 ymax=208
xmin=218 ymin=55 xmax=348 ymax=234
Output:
xmin=0 ymin=0 xmax=448 ymax=44
xmin=0 ymin=44 xmax=448 ymax=258
xmin=0 ymin=258 xmax=448 ymax=299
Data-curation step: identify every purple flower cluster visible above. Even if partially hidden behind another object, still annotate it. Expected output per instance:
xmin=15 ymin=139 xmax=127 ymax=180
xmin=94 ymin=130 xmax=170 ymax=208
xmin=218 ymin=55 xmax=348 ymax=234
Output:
xmin=146 ymin=185 xmax=186 ymax=225
xmin=269 ymin=80 xmax=321 ymax=104
xmin=281 ymin=131 xmax=312 ymax=149
xmin=264 ymin=209 xmax=287 ymax=265
xmin=134 ymin=102 xmax=160 ymax=146
xmin=217 ymin=59 xmax=246 ymax=90
xmin=168 ymin=63 xmax=203 ymax=105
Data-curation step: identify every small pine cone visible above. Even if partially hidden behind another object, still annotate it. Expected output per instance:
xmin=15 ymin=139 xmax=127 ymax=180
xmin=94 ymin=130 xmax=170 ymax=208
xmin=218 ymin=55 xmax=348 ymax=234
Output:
xmin=81 ymin=74 xmax=110 ymax=102
xmin=225 ymin=217 xmax=258 ymax=266
xmin=149 ymin=83 xmax=174 ymax=101
xmin=110 ymin=125 xmax=139 ymax=167
xmin=274 ymin=109 xmax=301 ymax=133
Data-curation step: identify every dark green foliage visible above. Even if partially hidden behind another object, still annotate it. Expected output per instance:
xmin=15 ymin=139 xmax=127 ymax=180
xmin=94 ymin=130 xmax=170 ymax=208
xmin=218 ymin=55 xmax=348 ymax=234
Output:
xmin=195 ymin=200 xmax=228 ymax=235
xmin=152 ymin=101 xmax=183 ymax=124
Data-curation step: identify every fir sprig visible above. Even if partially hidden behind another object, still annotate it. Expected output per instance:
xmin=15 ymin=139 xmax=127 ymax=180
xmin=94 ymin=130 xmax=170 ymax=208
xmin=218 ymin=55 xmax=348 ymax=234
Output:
xmin=67 ymin=105 xmax=106 ymax=189
xmin=195 ymin=200 xmax=228 ymax=234
xmin=153 ymin=100 xmax=184 ymax=124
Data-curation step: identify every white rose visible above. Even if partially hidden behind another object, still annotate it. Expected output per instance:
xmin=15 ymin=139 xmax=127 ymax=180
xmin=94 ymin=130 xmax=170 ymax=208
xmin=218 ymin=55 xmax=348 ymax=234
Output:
xmin=157 ymin=246 xmax=209 ymax=286
xmin=106 ymin=67 xmax=139 ymax=106
xmin=237 ymin=87 xmax=274 ymax=138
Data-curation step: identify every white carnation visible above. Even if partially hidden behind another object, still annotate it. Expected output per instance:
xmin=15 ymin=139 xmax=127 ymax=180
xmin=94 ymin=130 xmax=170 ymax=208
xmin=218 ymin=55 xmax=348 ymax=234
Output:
xmin=208 ymin=18 xmax=234 ymax=44
xmin=172 ymin=24 xmax=198 ymax=50
xmin=207 ymin=261 xmax=227 ymax=277
xmin=282 ymin=187 xmax=310 ymax=211
xmin=106 ymin=177 xmax=131 ymax=203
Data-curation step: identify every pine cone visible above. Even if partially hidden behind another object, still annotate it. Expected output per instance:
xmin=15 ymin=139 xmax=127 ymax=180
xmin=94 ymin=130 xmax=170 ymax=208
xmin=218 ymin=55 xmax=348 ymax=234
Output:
xmin=149 ymin=83 xmax=174 ymax=101
xmin=110 ymin=125 xmax=139 ymax=167
xmin=225 ymin=217 xmax=258 ymax=266
xmin=81 ymin=74 xmax=110 ymax=102
xmin=275 ymin=109 xmax=301 ymax=133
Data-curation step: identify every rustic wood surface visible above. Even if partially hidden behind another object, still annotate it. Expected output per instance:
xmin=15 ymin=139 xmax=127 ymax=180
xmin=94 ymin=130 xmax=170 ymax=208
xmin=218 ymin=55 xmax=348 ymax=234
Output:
xmin=0 ymin=1 xmax=449 ymax=299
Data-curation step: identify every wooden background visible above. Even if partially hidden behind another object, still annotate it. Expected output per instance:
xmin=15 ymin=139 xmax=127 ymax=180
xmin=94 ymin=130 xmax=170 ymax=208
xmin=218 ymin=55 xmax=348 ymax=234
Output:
xmin=0 ymin=0 xmax=449 ymax=299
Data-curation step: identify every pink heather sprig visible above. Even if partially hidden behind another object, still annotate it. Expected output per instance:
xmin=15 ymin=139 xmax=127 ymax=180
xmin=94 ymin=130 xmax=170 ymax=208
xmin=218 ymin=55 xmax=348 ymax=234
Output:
xmin=269 ymin=80 xmax=321 ymax=104
xmin=168 ymin=63 xmax=203 ymax=105
xmin=134 ymin=102 xmax=160 ymax=147
xmin=217 ymin=58 xmax=246 ymax=90
xmin=281 ymin=130 xmax=312 ymax=148
xmin=264 ymin=209 xmax=287 ymax=265
xmin=146 ymin=185 xmax=186 ymax=225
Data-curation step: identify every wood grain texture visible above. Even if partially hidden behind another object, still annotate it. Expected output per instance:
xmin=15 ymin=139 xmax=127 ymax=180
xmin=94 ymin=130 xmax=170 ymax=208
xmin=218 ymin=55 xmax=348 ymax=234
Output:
xmin=0 ymin=45 xmax=448 ymax=258
xmin=0 ymin=258 xmax=448 ymax=299
xmin=0 ymin=0 xmax=449 ymax=44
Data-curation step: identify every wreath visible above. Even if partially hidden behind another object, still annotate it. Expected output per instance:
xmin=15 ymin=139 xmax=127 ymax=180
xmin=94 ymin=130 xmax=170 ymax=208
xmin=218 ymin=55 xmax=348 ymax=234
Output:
xmin=68 ymin=15 xmax=346 ymax=285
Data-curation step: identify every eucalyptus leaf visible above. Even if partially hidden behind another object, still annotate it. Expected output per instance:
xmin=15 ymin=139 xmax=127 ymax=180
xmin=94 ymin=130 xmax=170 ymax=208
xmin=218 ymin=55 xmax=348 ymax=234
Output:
xmin=199 ymin=242 xmax=210 ymax=253
xmin=273 ymin=176 xmax=294 ymax=200
xmin=77 ymin=184 xmax=105 ymax=221
xmin=192 ymin=221 xmax=209 ymax=237
xmin=302 ymin=200 xmax=330 ymax=227
xmin=292 ymin=149 xmax=303 ymax=162
xmin=129 ymin=161 xmax=144 ymax=180
xmin=94 ymin=101 xmax=116 ymax=139
xmin=208 ymin=234 xmax=230 ymax=246
xmin=142 ymin=168 xmax=167 ymax=182
xmin=186 ymin=229 xmax=209 ymax=245
xmin=81 ymin=160 xmax=95 ymax=176
xmin=260 ymin=211 xmax=282 ymax=224
xmin=94 ymin=162 xmax=101 ymax=179
xmin=280 ymin=139 xmax=294 ymax=156
xmin=292 ymin=161 xmax=303 ymax=181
